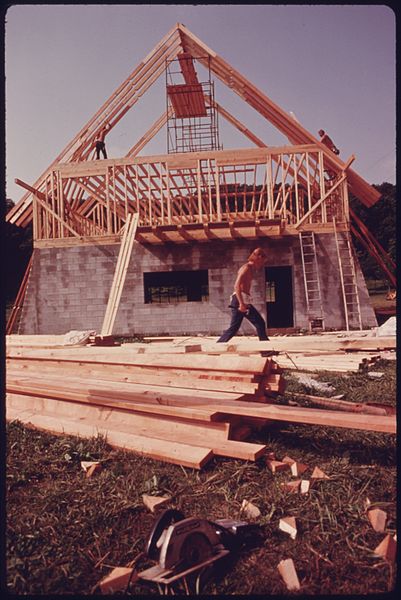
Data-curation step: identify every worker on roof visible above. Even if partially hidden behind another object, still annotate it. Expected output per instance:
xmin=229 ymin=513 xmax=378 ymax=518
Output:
xmin=94 ymin=123 xmax=111 ymax=159
xmin=318 ymin=129 xmax=340 ymax=155
xmin=217 ymin=248 xmax=269 ymax=343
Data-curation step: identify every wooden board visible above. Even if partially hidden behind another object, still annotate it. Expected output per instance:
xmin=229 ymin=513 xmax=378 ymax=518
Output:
xmin=6 ymin=406 xmax=213 ymax=469
xmin=7 ymin=393 xmax=266 ymax=462
xmin=209 ymin=400 xmax=396 ymax=434
xmin=6 ymin=358 xmax=264 ymax=395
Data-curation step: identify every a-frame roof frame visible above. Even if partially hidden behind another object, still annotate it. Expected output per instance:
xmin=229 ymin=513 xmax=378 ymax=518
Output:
xmin=7 ymin=22 xmax=380 ymax=226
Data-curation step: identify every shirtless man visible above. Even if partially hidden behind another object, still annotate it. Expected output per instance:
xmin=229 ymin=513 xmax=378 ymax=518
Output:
xmin=94 ymin=123 xmax=111 ymax=159
xmin=217 ymin=248 xmax=269 ymax=342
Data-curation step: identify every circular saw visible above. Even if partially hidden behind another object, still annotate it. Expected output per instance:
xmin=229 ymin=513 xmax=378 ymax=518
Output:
xmin=139 ymin=508 xmax=256 ymax=585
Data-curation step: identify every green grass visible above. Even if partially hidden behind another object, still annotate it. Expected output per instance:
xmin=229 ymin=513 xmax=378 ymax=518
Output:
xmin=6 ymin=362 xmax=397 ymax=595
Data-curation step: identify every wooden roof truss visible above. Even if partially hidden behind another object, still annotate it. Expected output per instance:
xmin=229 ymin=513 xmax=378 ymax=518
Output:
xmin=23 ymin=145 xmax=351 ymax=244
xmin=8 ymin=23 xmax=380 ymax=244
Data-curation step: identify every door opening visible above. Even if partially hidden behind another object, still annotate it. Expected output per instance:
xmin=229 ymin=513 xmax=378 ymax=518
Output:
xmin=265 ymin=266 xmax=294 ymax=328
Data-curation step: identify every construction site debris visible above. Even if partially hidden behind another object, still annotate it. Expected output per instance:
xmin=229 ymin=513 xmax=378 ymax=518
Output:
xmin=277 ymin=558 xmax=301 ymax=591
xmin=81 ymin=461 xmax=102 ymax=477
xmin=266 ymin=460 xmax=291 ymax=474
xmin=367 ymin=508 xmax=387 ymax=532
xmin=288 ymin=392 xmax=389 ymax=416
xmin=99 ymin=566 xmax=135 ymax=594
xmin=291 ymin=373 xmax=336 ymax=394
xmin=282 ymin=455 xmax=309 ymax=477
xmin=367 ymin=371 xmax=384 ymax=379
xmin=241 ymin=499 xmax=261 ymax=519
xmin=373 ymin=534 xmax=397 ymax=563
xmin=142 ymin=495 xmax=171 ymax=513
xmin=311 ymin=467 xmax=330 ymax=480
xmin=63 ymin=330 xmax=95 ymax=346
xmin=281 ymin=480 xmax=301 ymax=494
xmin=279 ymin=517 xmax=297 ymax=540
xmin=290 ymin=461 xmax=308 ymax=477
xmin=300 ymin=480 xmax=310 ymax=495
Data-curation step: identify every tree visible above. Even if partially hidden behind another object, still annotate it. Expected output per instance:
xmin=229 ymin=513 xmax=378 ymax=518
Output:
xmin=350 ymin=182 xmax=396 ymax=285
xmin=4 ymin=199 xmax=33 ymax=305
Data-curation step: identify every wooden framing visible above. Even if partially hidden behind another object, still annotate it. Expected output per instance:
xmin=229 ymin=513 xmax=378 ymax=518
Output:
xmin=22 ymin=145 xmax=350 ymax=244
xmin=7 ymin=23 xmax=380 ymax=235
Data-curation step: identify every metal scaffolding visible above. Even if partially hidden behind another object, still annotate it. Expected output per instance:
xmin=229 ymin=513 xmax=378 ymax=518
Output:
xmin=166 ymin=54 xmax=222 ymax=154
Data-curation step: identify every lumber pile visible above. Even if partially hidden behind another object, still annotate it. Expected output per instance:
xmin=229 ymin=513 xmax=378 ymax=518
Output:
xmin=142 ymin=332 xmax=396 ymax=373
xmin=6 ymin=347 xmax=284 ymax=468
xmin=6 ymin=339 xmax=396 ymax=469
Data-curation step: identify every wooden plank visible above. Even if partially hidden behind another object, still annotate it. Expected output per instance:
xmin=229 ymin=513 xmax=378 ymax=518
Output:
xmin=6 ymin=409 xmax=213 ymax=469
xmin=7 ymin=369 xmax=396 ymax=433
xmin=6 ymin=373 xmax=251 ymax=405
xmin=34 ymin=234 xmax=121 ymax=248
xmin=101 ymin=213 xmax=138 ymax=335
xmin=209 ymin=401 xmax=396 ymax=434
xmin=6 ymin=352 xmax=267 ymax=384
xmin=204 ymin=336 xmax=396 ymax=353
xmin=8 ymin=389 xmax=229 ymax=443
xmin=6 ymin=391 xmax=218 ymax=423
xmin=7 ymin=359 xmax=262 ymax=395
xmin=6 ymin=392 xmax=266 ymax=462
xmin=6 ymin=347 xmax=270 ymax=374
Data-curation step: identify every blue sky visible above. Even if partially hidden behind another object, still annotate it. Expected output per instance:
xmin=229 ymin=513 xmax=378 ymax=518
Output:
xmin=5 ymin=4 xmax=396 ymax=204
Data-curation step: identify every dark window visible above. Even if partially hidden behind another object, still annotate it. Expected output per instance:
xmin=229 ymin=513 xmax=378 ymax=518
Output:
xmin=144 ymin=270 xmax=209 ymax=304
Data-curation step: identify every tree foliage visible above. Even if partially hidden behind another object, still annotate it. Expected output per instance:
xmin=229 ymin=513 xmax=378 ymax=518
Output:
xmin=350 ymin=182 xmax=396 ymax=285
xmin=4 ymin=198 xmax=33 ymax=304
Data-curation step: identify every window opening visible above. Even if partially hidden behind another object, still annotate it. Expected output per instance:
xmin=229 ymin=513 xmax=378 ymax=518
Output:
xmin=144 ymin=270 xmax=209 ymax=304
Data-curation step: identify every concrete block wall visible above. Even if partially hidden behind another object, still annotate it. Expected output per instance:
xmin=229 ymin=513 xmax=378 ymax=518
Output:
xmin=19 ymin=234 xmax=376 ymax=335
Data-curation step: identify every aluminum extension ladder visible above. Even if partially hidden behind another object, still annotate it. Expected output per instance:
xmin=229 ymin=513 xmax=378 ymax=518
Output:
xmin=333 ymin=219 xmax=362 ymax=331
xmin=299 ymin=231 xmax=325 ymax=331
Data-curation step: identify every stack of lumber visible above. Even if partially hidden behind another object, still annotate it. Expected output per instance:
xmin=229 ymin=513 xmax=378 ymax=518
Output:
xmin=142 ymin=333 xmax=396 ymax=373
xmin=6 ymin=341 xmax=396 ymax=469
xmin=6 ymin=347 xmax=282 ymax=468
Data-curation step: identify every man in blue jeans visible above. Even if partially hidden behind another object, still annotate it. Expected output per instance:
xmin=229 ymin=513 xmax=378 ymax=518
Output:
xmin=217 ymin=247 xmax=269 ymax=342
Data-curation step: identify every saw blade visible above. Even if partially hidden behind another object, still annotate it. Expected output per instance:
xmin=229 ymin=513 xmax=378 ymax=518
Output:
xmin=178 ymin=532 xmax=213 ymax=569
xmin=146 ymin=509 xmax=185 ymax=560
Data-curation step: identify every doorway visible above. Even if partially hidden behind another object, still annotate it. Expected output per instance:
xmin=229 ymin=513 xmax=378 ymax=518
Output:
xmin=265 ymin=266 xmax=294 ymax=328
